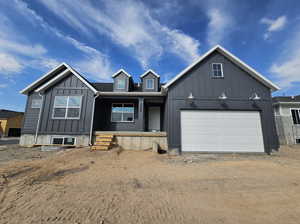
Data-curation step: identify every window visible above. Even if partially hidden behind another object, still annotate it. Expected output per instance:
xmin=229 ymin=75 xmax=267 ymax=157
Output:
xmin=146 ymin=79 xmax=154 ymax=89
xmin=212 ymin=63 xmax=223 ymax=77
xmin=52 ymin=96 xmax=82 ymax=119
xmin=51 ymin=136 xmax=76 ymax=145
xmin=31 ymin=99 xmax=42 ymax=108
xmin=111 ymin=103 xmax=134 ymax=122
xmin=296 ymin=139 xmax=300 ymax=144
xmin=116 ymin=78 xmax=126 ymax=89
xmin=291 ymin=109 xmax=300 ymax=124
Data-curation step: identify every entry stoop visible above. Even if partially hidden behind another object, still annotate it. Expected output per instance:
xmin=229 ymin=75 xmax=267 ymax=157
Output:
xmin=91 ymin=134 xmax=114 ymax=151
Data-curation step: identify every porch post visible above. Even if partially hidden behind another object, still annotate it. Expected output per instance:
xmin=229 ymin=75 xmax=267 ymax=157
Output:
xmin=138 ymin=97 xmax=145 ymax=131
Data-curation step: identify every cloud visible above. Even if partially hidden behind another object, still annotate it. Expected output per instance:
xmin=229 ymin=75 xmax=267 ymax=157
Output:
xmin=0 ymin=83 xmax=8 ymax=88
xmin=260 ymin=16 xmax=287 ymax=40
xmin=39 ymin=0 xmax=200 ymax=68
xmin=0 ymin=53 xmax=23 ymax=74
xmin=269 ymin=29 xmax=300 ymax=88
xmin=206 ymin=8 xmax=233 ymax=46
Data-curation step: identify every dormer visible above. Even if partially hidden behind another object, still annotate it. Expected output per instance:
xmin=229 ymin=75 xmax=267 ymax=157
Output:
xmin=140 ymin=70 xmax=160 ymax=92
xmin=112 ymin=69 xmax=132 ymax=92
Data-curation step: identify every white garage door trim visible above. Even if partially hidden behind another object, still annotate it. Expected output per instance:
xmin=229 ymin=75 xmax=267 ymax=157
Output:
xmin=180 ymin=110 xmax=265 ymax=152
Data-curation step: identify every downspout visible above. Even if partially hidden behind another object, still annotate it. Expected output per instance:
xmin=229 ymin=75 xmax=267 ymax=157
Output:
xmin=89 ymin=92 xmax=100 ymax=145
xmin=34 ymin=93 xmax=44 ymax=144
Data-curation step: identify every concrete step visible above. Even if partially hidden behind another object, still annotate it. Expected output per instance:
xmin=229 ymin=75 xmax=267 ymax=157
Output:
xmin=91 ymin=145 xmax=109 ymax=150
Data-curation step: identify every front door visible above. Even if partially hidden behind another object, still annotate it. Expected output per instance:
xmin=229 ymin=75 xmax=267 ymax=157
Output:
xmin=148 ymin=107 xmax=160 ymax=131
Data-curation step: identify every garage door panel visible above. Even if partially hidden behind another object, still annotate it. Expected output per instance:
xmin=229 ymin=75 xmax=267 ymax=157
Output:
xmin=181 ymin=111 xmax=264 ymax=152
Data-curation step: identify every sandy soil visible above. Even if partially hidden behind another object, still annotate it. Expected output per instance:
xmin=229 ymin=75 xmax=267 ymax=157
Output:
xmin=0 ymin=146 xmax=300 ymax=224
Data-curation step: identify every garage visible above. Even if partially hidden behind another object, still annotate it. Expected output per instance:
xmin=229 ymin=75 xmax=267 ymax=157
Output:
xmin=181 ymin=110 xmax=264 ymax=152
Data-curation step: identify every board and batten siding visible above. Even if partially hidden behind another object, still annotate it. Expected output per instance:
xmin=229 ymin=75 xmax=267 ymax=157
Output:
xmin=37 ymin=73 xmax=94 ymax=135
xmin=141 ymin=72 xmax=159 ymax=92
xmin=22 ymin=93 xmax=43 ymax=134
xmin=165 ymin=51 xmax=279 ymax=153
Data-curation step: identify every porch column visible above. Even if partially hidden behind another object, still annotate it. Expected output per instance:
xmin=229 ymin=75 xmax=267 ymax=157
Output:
xmin=138 ymin=97 xmax=145 ymax=131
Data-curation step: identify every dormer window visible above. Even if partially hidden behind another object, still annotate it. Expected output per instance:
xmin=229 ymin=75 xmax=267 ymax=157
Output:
xmin=116 ymin=78 xmax=125 ymax=89
xmin=146 ymin=79 xmax=154 ymax=89
xmin=212 ymin=63 xmax=223 ymax=78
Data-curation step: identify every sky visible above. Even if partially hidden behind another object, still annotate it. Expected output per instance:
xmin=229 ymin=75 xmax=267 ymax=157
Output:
xmin=0 ymin=0 xmax=300 ymax=112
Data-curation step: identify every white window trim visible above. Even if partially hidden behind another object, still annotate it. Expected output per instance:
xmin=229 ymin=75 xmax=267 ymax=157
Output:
xmin=212 ymin=63 xmax=224 ymax=78
xmin=31 ymin=99 xmax=43 ymax=109
xmin=52 ymin=95 xmax=82 ymax=120
xmin=50 ymin=136 xmax=77 ymax=145
xmin=146 ymin=79 xmax=155 ymax=89
xmin=290 ymin=108 xmax=300 ymax=125
xmin=116 ymin=78 xmax=126 ymax=90
xmin=111 ymin=103 xmax=135 ymax=123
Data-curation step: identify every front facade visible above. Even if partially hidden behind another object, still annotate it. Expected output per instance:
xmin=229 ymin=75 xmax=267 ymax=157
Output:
xmin=0 ymin=110 xmax=24 ymax=137
xmin=20 ymin=45 xmax=280 ymax=153
xmin=273 ymin=96 xmax=300 ymax=145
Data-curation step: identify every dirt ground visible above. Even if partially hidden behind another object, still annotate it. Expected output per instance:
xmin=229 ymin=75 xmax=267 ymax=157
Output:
xmin=0 ymin=146 xmax=300 ymax=224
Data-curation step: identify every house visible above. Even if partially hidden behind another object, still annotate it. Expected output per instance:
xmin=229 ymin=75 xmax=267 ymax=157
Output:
xmin=0 ymin=109 xmax=24 ymax=137
xmin=273 ymin=95 xmax=300 ymax=145
xmin=20 ymin=45 xmax=280 ymax=153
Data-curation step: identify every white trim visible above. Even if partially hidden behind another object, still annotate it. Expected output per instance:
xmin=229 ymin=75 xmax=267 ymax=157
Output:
xmin=20 ymin=63 xmax=68 ymax=94
xmin=211 ymin=63 xmax=224 ymax=78
xmin=111 ymin=103 xmax=135 ymax=123
xmin=112 ymin=69 xmax=132 ymax=78
xmin=52 ymin=95 xmax=82 ymax=120
xmin=98 ymin=91 xmax=165 ymax=96
xmin=273 ymin=101 xmax=300 ymax=105
xmin=140 ymin=69 xmax=160 ymax=78
xmin=163 ymin=45 xmax=280 ymax=91
xmin=146 ymin=79 xmax=155 ymax=89
xmin=35 ymin=69 xmax=70 ymax=92
xmin=50 ymin=135 xmax=76 ymax=145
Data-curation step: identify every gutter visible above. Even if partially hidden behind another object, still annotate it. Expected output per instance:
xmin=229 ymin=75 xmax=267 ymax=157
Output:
xmin=97 ymin=91 xmax=166 ymax=96
xmin=89 ymin=93 xmax=100 ymax=145
xmin=34 ymin=93 xmax=44 ymax=144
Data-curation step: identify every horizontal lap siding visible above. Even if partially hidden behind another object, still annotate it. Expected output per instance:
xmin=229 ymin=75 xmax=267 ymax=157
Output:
xmin=38 ymin=74 xmax=94 ymax=135
xmin=166 ymin=51 xmax=279 ymax=153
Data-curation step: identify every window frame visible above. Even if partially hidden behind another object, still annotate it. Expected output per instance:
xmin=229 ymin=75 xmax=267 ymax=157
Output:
xmin=50 ymin=136 xmax=76 ymax=145
xmin=145 ymin=79 xmax=155 ymax=89
xmin=290 ymin=108 xmax=300 ymax=125
xmin=116 ymin=78 xmax=126 ymax=90
xmin=31 ymin=99 xmax=43 ymax=109
xmin=52 ymin=95 xmax=82 ymax=120
xmin=211 ymin=63 xmax=224 ymax=78
xmin=111 ymin=103 xmax=135 ymax=123
xmin=296 ymin=138 xmax=300 ymax=144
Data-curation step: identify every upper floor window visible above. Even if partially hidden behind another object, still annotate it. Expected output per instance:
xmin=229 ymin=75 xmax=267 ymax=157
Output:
xmin=111 ymin=103 xmax=134 ymax=122
xmin=116 ymin=78 xmax=126 ymax=89
xmin=291 ymin=109 xmax=300 ymax=124
xmin=212 ymin=63 xmax=223 ymax=78
xmin=146 ymin=79 xmax=154 ymax=89
xmin=31 ymin=99 xmax=42 ymax=108
xmin=52 ymin=96 xmax=82 ymax=119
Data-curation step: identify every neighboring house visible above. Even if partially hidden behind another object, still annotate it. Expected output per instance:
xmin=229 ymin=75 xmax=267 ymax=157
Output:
xmin=20 ymin=45 xmax=280 ymax=153
xmin=0 ymin=109 xmax=24 ymax=137
xmin=273 ymin=95 xmax=300 ymax=145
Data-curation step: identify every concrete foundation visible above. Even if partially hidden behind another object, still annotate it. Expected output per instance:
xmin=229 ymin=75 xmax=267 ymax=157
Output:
xmin=20 ymin=134 xmax=90 ymax=147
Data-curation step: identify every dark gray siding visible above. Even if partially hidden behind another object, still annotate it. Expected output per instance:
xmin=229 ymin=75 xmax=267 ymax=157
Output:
xmin=113 ymin=72 xmax=130 ymax=92
xmin=93 ymin=98 xmax=144 ymax=131
xmin=166 ymin=51 xmax=279 ymax=153
xmin=141 ymin=72 xmax=159 ymax=92
xmin=22 ymin=93 xmax=42 ymax=134
xmin=38 ymin=73 xmax=94 ymax=135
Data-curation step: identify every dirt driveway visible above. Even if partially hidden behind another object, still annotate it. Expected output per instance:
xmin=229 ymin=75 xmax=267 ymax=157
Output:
xmin=0 ymin=146 xmax=300 ymax=224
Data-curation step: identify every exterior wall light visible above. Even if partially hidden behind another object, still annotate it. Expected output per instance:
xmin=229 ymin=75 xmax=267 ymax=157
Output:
xmin=187 ymin=92 xmax=195 ymax=104
xmin=218 ymin=92 xmax=227 ymax=100
xmin=249 ymin=92 xmax=261 ymax=101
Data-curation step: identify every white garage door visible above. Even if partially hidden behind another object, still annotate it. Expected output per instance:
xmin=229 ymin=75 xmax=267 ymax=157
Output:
xmin=181 ymin=111 xmax=264 ymax=152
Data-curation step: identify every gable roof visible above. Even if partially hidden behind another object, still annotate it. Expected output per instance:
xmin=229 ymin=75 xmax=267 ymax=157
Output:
xmin=163 ymin=45 xmax=280 ymax=91
xmin=140 ymin=69 xmax=160 ymax=78
xmin=0 ymin=109 xmax=23 ymax=119
xmin=20 ymin=63 xmax=98 ymax=95
xmin=112 ymin=69 xmax=132 ymax=78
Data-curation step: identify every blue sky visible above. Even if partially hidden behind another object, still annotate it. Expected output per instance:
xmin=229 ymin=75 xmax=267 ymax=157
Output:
xmin=0 ymin=0 xmax=300 ymax=111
